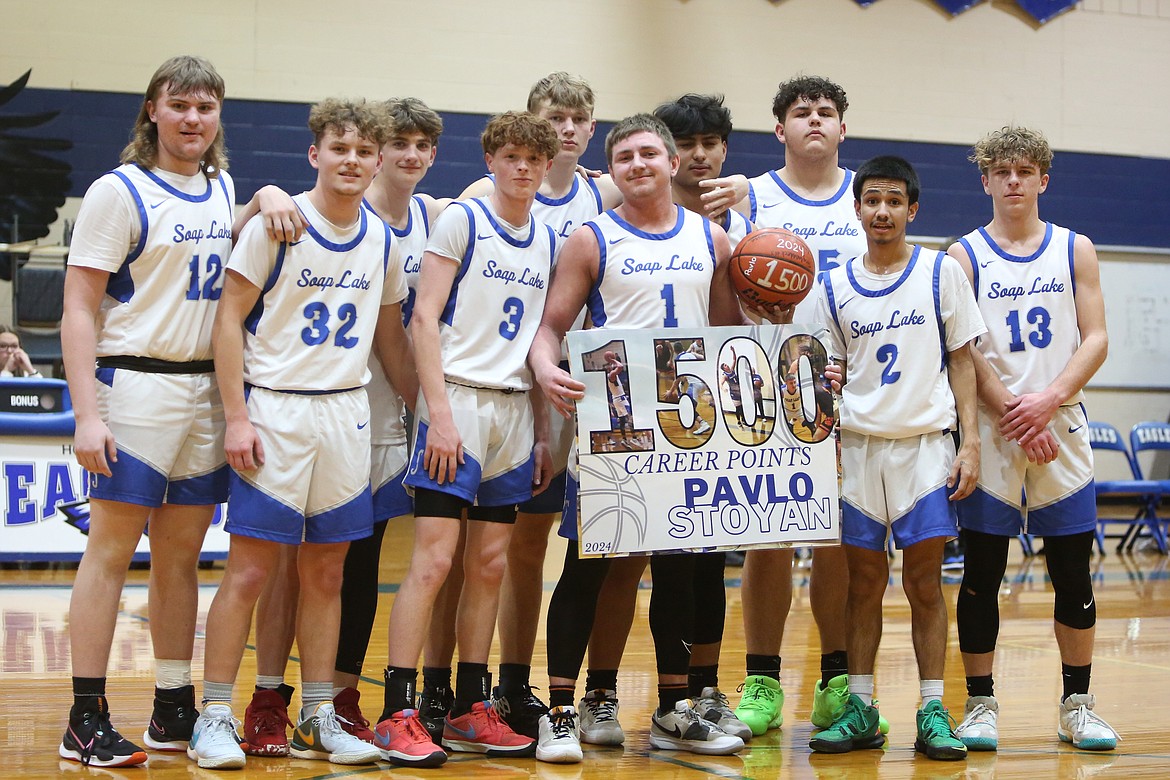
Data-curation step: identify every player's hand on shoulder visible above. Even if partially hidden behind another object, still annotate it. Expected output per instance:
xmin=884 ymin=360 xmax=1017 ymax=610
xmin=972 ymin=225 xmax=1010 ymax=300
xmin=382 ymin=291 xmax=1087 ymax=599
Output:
xmin=1021 ymin=428 xmax=1060 ymax=464
xmin=423 ymin=416 xmax=463 ymax=485
xmin=225 ymin=418 xmax=264 ymax=471
xmin=256 ymin=185 xmax=305 ymax=243
xmin=698 ymin=174 xmax=749 ymax=219
xmin=73 ymin=417 xmax=117 ymax=478
xmin=999 ymin=389 xmax=1060 ymax=445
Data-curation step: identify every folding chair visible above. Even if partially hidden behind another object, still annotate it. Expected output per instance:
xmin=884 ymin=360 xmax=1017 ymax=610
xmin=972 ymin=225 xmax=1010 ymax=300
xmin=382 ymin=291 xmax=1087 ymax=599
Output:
xmin=1088 ymin=422 xmax=1165 ymax=554
xmin=11 ymin=248 xmax=66 ymax=375
xmin=1130 ymin=422 xmax=1170 ymax=553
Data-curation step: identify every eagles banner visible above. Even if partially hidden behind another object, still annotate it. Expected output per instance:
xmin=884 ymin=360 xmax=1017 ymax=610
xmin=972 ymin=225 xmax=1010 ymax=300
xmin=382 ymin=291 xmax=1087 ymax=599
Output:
xmin=567 ymin=322 xmax=840 ymax=558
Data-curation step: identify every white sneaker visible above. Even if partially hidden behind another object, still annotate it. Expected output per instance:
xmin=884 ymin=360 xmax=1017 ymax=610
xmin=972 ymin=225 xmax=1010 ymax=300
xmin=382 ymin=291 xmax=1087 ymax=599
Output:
xmin=1058 ymin=694 xmax=1120 ymax=751
xmin=955 ymin=695 xmax=999 ymax=751
xmin=187 ymin=704 xmax=246 ymax=770
xmin=578 ymin=689 xmax=624 ymax=745
xmin=695 ymin=687 xmax=752 ymax=741
xmin=536 ymin=706 xmax=583 ymax=764
xmin=649 ymin=699 xmax=744 ymax=755
xmin=290 ymin=702 xmax=381 ymax=764
xmin=695 ymin=420 xmax=712 ymax=435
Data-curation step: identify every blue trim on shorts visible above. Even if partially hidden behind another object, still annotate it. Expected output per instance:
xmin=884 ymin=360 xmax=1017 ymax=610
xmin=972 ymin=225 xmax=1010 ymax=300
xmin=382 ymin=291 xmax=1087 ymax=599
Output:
xmin=373 ymin=467 xmax=412 ymax=522
xmin=165 ymin=466 xmax=229 ymax=505
xmin=559 ymin=471 xmax=579 ymax=540
xmin=89 ymin=448 xmax=168 ymax=507
xmin=956 ymin=486 xmax=1022 ymax=535
xmin=1026 ymin=481 xmax=1097 ymax=537
xmin=306 ymin=487 xmax=375 ymax=544
xmin=519 ymin=469 xmax=567 ymax=514
xmin=842 ymin=485 xmax=956 ymax=551
xmin=403 ymin=419 xmax=483 ymax=504
xmin=478 ymin=452 xmax=535 ymax=507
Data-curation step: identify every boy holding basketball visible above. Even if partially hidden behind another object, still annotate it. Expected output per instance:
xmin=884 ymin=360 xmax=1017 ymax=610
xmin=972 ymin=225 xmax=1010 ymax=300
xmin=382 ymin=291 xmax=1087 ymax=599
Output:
xmin=949 ymin=127 xmax=1115 ymax=752
xmin=809 ymin=155 xmax=983 ymax=761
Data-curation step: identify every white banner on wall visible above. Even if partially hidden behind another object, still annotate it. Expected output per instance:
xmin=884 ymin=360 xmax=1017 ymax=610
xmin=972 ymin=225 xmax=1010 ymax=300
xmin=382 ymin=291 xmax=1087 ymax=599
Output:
xmin=0 ymin=437 xmax=230 ymax=561
xmin=567 ymin=322 xmax=841 ymax=558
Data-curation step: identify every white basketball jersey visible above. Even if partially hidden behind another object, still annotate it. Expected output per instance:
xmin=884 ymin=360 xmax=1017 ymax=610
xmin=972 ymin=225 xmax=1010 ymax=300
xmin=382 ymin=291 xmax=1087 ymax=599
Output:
xmin=428 ymin=197 xmax=555 ymax=390
xmin=364 ymin=195 xmax=430 ymax=444
xmin=817 ymin=246 xmax=986 ymax=438
xmin=231 ymin=194 xmax=401 ymax=392
xmin=586 ymin=205 xmax=715 ymax=330
xmin=718 ymin=208 xmax=753 ymax=249
xmin=532 ymin=171 xmax=604 ymax=240
xmin=747 ymin=168 xmax=867 ymax=323
xmin=70 ymin=164 xmax=235 ymax=362
xmin=959 ymin=223 xmax=1084 ymax=404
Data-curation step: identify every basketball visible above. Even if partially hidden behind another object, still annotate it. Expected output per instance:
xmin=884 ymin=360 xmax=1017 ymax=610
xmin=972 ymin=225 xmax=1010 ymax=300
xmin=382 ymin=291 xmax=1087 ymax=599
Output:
xmin=729 ymin=228 xmax=816 ymax=309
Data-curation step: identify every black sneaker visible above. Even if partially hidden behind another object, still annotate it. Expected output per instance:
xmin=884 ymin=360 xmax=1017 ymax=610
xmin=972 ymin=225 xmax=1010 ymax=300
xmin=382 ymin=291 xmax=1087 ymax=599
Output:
xmin=142 ymin=684 xmax=198 ymax=751
xmin=491 ymin=684 xmax=549 ymax=740
xmin=60 ymin=696 xmax=149 ymax=767
xmin=418 ymin=685 xmax=454 ymax=745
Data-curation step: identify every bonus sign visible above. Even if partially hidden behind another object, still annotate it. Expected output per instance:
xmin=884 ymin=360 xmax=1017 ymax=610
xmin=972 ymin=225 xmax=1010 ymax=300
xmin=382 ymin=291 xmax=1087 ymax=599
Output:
xmin=567 ymin=323 xmax=840 ymax=557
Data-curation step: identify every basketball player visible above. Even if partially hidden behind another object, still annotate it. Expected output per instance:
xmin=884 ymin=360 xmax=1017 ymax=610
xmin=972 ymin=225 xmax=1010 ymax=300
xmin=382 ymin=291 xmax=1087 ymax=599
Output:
xmin=949 ymin=127 xmax=1116 ymax=752
xmin=372 ymin=112 xmax=560 ymax=763
xmin=429 ymin=75 xmax=619 ymax=741
xmin=59 ymin=55 xmax=297 ymax=768
xmin=529 ymin=114 xmax=754 ymax=762
xmin=188 ymin=98 xmax=409 ymax=769
xmin=717 ymin=75 xmax=869 ymax=735
xmin=808 ymin=156 xmax=983 ymax=761
xmin=235 ymin=98 xmax=445 ymax=756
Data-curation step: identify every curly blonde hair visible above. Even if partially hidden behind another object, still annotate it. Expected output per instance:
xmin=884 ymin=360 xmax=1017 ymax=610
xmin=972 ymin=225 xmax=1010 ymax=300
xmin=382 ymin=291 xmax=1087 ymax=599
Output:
xmin=480 ymin=111 xmax=560 ymax=160
xmin=308 ymin=98 xmax=390 ymax=147
xmin=120 ymin=55 xmax=228 ymax=176
xmin=970 ymin=126 xmax=1054 ymax=175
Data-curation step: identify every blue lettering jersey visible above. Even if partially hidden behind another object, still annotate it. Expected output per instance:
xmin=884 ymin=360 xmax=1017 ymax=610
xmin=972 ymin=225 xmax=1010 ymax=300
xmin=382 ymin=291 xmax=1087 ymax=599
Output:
xmin=427 ymin=197 xmax=556 ymax=390
xmin=586 ymin=205 xmax=716 ymax=330
xmin=69 ymin=163 xmax=235 ymax=362
xmin=817 ymin=247 xmax=986 ymax=438
xmin=231 ymin=194 xmax=401 ymax=392
xmin=959 ymin=223 xmax=1084 ymax=404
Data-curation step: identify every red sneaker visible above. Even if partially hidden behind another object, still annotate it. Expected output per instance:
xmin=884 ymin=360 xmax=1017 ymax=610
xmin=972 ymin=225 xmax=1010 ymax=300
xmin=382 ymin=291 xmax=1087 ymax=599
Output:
xmin=242 ymin=689 xmax=292 ymax=757
xmin=443 ymin=701 xmax=536 ymax=756
xmin=332 ymin=687 xmax=376 ymax=744
xmin=373 ymin=709 xmax=447 ymax=767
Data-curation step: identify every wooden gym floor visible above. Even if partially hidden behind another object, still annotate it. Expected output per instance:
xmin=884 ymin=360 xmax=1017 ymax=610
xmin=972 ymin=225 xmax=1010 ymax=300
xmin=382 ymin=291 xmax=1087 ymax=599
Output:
xmin=3 ymin=521 xmax=1168 ymax=779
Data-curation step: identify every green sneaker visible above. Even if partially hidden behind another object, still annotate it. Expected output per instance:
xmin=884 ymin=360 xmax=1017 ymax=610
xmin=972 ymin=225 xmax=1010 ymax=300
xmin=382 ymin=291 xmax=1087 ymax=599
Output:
xmin=734 ymin=675 xmax=783 ymax=736
xmin=809 ymin=694 xmax=884 ymax=753
xmin=914 ymin=700 xmax=967 ymax=761
xmin=811 ymin=675 xmax=849 ymax=728
xmin=811 ymin=676 xmax=890 ymax=734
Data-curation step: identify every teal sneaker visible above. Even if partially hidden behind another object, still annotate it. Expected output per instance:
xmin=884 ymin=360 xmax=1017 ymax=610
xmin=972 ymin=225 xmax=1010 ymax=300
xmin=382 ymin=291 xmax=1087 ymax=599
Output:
xmin=914 ymin=700 xmax=967 ymax=761
xmin=809 ymin=694 xmax=885 ymax=754
xmin=811 ymin=676 xmax=890 ymax=734
xmin=734 ymin=675 xmax=783 ymax=736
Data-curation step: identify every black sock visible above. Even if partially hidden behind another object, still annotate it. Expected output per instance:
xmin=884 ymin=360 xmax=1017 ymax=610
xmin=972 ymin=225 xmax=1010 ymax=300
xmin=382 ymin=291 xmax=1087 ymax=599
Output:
xmin=422 ymin=665 xmax=452 ymax=691
xmin=584 ymin=669 xmax=618 ymax=692
xmin=452 ymin=662 xmax=491 ymax=717
xmin=657 ymin=683 xmax=688 ymax=715
xmin=498 ymin=663 xmax=531 ymax=697
xmin=71 ymin=677 xmax=106 ymax=718
xmin=966 ymin=674 xmax=994 ymax=698
xmin=688 ymin=665 xmax=719 ymax=696
xmin=1061 ymin=663 xmax=1091 ymax=701
xmin=549 ymin=685 xmax=576 ymax=709
xmin=381 ymin=666 xmax=417 ymax=720
xmin=821 ymin=651 xmax=848 ymax=688
xmin=746 ymin=654 xmax=781 ymax=680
